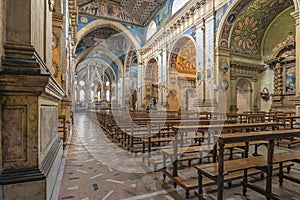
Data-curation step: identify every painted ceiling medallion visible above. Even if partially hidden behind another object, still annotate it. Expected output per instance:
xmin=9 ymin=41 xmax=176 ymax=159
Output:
xmin=230 ymin=0 xmax=293 ymax=56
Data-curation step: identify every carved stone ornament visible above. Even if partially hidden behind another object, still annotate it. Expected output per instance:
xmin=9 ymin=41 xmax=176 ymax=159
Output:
xmin=267 ymin=32 xmax=295 ymax=61
xmin=49 ymin=0 xmax=55 ymax=12
xmin=146 ymin=85 xmax=151 ymax=91
xmin=220 ymin=60 xmax=228 ymax=73
xmin=220 ymin=79 xmax=229 ymax=91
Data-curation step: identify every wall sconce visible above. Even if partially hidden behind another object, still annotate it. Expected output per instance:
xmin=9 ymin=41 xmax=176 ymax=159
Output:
xmin=260 ymin=87 xmax=270 ymax=101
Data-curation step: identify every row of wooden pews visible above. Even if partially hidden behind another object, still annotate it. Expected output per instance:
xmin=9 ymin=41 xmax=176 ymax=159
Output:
xmin=88 ymin=109 xmax=300 ymax=199
xmin=195 ymin=128 xmax=300 ymax=200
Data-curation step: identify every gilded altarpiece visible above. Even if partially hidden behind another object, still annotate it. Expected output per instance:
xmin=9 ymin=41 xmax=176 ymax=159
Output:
xmin=265 ymin=33 xmax=296 ymax=111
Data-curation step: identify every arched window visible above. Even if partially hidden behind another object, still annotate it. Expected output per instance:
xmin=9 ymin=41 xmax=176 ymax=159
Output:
xmin=91 ymin=90 xmax=94 ymax=100
xmin=80 ymin=89 xmax=85 ymax=101
xmin=74 ymin=89 xmax=77 ymax=101
xmin=79 ymin=80 xmax=85 ymax=86
xmin=146 ymin=21 xmax=157 ymax=41
xmin=106 ymin=90 xmax=110 ymax=101
xmin=171 ymin=0 xmax=189 ymax=16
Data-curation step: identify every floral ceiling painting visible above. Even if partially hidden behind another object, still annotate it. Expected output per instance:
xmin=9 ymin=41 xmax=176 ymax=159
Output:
xmin=230 ymin=0 xmax=293 ymax=56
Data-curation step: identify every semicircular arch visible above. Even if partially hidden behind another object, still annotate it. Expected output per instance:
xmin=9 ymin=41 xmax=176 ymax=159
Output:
xmin=76 ymin=19 xmax=141 ymax=60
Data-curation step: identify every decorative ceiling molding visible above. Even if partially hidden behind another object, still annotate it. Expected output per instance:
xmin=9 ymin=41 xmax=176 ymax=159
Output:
xmin=77 ymin=0 xmax=167 ymax=26
xmin=230 ymin=61 xmax=265 ymax=78
xmin=69 ymin=0 xmax=78 ymax=46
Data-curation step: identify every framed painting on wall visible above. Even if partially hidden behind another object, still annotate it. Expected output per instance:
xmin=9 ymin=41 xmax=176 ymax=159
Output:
xmin=285 ymin=65 xmax=296 ymax=94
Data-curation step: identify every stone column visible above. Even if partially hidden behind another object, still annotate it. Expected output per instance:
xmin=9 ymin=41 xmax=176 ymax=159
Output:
xmin=0 ymin=0 xmax=65 ymax=199
xmin=157 ymin=50 xmax=163 ymax=105
xmin=216 ymin=49 xmax=231 ymax=113
xmin=230 ymin=77 xmax=238 ymax=112
xmin=162 ymin=48 xmax=168 ymax=107
xmin=204 ymin=15 xmax=215 ymax=105
xmin=253 ymin=80 xmax=260 ymax=112
xmin=195 ymin=21 xmax=205 ymax=107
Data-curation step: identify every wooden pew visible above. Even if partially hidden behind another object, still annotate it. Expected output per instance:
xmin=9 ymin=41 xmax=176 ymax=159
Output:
xmin=276 ymin=115 xmax=300 ymax=148
xmin=58 ymin=115 xmax=67 ymax=148
xmin=195 ymin=128 xmax=300 ymax=200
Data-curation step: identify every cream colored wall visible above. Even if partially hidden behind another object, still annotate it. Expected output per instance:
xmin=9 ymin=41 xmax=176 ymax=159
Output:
xmin=262 ymin=7 xmax=296 ymax=59
xmin=259 ymin=67 xmax=274 ymax=111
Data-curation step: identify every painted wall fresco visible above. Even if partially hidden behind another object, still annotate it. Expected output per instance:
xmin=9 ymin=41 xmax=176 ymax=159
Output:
xmin=123 ymin=24 xmax=145 ymax=45
xmin=183 ymin=26 xmax=196 ymax=38
xmin=77 ymin=16 xmax=97 ymax=31
xmin=171 ymin=40 xmax=196 ymax=74
xmin=153 ymin=0 xmax=173 ymax=28
xmin=78 ymin=1 xmax=138 ymax=24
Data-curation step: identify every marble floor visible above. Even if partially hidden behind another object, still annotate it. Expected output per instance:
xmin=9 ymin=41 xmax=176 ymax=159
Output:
xmin=57 ymin=113 xmax=300 ymax=200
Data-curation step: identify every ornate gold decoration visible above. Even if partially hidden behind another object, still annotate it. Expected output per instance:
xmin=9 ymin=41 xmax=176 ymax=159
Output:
xmin=49 ymin=0 xmax=55 ymax=12
xmin=267 ymin=32 xmax=295 ymax=61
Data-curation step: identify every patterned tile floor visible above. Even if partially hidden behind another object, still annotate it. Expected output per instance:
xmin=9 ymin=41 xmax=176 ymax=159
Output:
xmin=57 ymin=113 xmax=300 ymax=200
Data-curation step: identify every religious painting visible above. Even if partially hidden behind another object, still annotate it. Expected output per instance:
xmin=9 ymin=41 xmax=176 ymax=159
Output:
xmin=285 ymin=65 xmax=296 ymax=94
xmin=174 ymin=40 xmax=196 ymax=74
xmin=153 ymin=0 xmax=172 ymax=28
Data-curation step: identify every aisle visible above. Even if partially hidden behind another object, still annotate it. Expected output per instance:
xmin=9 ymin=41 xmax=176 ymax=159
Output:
xmin=58 ymin=112 xmax=183 ymax=200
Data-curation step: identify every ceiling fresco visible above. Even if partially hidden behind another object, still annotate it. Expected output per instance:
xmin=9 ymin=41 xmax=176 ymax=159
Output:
xmin=230 ymin=0 xmax=294 ymax=56
xmin=77 ymin=0 xmax=167 ymax=26
xmin=75 ymin=27 xmax=130 ymax=59
xmin=170 ymin=39 xmax=196 ymax=74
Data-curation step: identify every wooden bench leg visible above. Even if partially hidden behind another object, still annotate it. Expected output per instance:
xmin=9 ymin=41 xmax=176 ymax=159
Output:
xmin=242 ymin=169 xmax=248 ymax=196
xmin=278 ymin=162 xmax=284 ymax=186
xmin=227 ymin=181 xmax=232 ymax=188
xmin=185 ymin=190 xmax=190 ymax=199
xmin=162 ymin=152 xmax=167 ymax=181
xmin=197 ymin=169 xmax=203 ymax=196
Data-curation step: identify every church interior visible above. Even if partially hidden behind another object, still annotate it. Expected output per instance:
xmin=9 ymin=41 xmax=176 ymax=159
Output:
xmin=1 ymin=0 xmax=300 ymax=199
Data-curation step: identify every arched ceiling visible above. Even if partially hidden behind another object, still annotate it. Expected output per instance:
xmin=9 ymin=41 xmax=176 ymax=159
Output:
xmin=170 ymin=37 xmax=196 ymax=74
xmin=229 ymin=0 xmax=294 ymax=56
xmin=75 ymin=26 xmax=131 ymax=81
xmin=76 ymin=26 xmax=124 ymax=55
xmin=77 ymin=0 xmax=168 ymax=26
